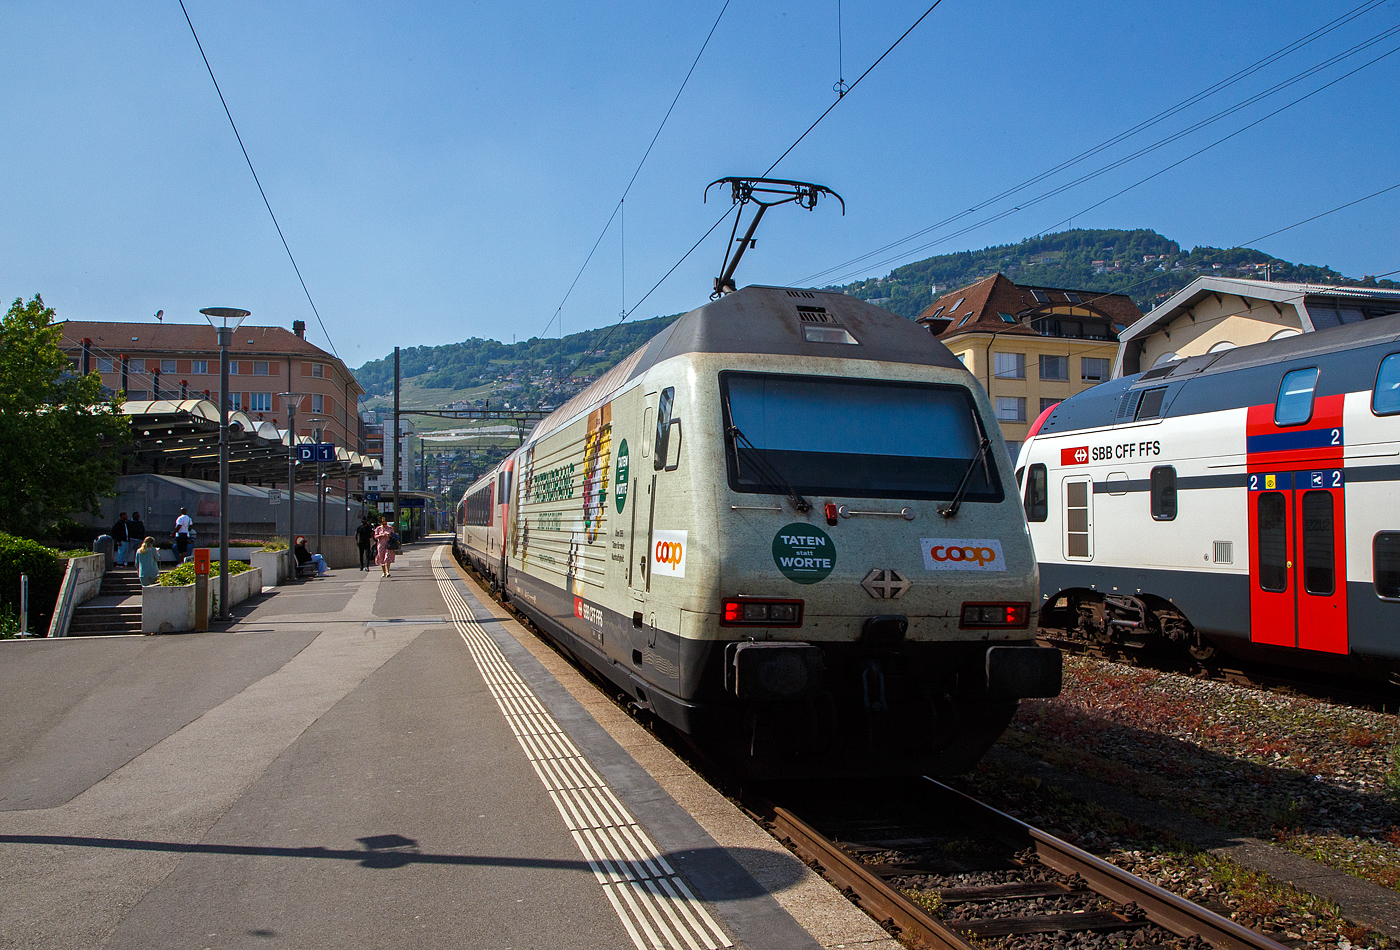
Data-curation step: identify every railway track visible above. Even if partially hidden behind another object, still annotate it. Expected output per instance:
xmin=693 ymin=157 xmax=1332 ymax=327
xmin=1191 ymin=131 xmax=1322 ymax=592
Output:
xmin=450 ymin=547 xmax=1291 ymax=950
xmin=756 ymin=778 xmax=1289 ymax=950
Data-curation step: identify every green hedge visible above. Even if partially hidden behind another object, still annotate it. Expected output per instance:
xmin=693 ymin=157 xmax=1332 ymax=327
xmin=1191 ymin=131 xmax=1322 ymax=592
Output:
xmin=0 ymin=534 xmax=67 ymax=634
xmin=158 ymin=560 xmax=253 ymax=587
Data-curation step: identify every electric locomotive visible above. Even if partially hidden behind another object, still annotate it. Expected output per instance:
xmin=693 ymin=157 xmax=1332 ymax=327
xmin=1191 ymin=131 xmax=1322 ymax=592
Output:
xmin=458 ymin=284 xmax=1061 ymax=777
xmin=1017 ymin=313 xmax=1400 ymax=684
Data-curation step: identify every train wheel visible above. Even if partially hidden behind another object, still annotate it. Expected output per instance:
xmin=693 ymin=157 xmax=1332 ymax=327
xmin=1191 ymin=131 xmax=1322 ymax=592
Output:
xmin=1188 ymin=635 xmax=1216 ymax=663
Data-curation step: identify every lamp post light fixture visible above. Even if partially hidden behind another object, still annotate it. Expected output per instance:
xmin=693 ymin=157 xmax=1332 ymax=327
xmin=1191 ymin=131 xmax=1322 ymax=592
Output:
xmin=277 ymin=392 xmax=308 ymax=579
xmin=308 ymin=416 xmax=326 ymax=556
xmin=200 ymin=307 xmax=250 ymax=621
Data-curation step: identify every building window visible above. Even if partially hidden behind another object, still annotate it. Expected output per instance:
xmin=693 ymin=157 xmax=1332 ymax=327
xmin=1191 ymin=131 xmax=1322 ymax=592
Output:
xmin=993 ymin=352 xmax=1026 ymax=379
xmin=192 ymin=360 xmax=208 ymax=374
xmin=312 ymin=363 xmax=325 ymax=379
xmin=1150 ymin=465 xmax=1177 ymax=521
xmin=1081 ymin=357 xmax=1110 ymax=382
xmin=250 ymin=392 xmax=272 ymax=412
xmin=1039 ymin=355 xmax=1068 ymax=380
xmin=312 ymin=394 xmax=324 ymax=413
xmin=228 ymin=361 xmax=240 ymax=375
xmin=1275 ymin=367 xmax=1319 ymax=426
xmin=1040 ymin=397 xmax=1060 ymax=414
xmin=229 ymin=392 xmax=242 ymax=410
xmin=956 ymin=352 xmax=969 ymax=366
xmin=161 ymin=359 xmax=176 ymax=373
xmin=254 ymin=361 xmax=270 ymax=375
xmin=950 ymin=297 xmax=965 ymax=313
xmin=995 ymin=396 xmax=1026 ymax=422
xmin=96 ymin=357 xmax=114 ymax=373
xmin=998 ymin=312 xmax=1017 ymax=323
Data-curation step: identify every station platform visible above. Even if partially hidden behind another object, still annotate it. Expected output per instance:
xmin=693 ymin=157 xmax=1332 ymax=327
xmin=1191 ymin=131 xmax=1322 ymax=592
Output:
xmin=0 ymin=537 xmax=895 ymax=950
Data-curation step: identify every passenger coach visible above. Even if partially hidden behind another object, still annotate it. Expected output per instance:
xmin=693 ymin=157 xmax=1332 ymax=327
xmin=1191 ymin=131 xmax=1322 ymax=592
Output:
xmin=1018 ymin=314 xmax=1400 ymax=682
xmin=457 ymin=285 xmax=1061 ymax=777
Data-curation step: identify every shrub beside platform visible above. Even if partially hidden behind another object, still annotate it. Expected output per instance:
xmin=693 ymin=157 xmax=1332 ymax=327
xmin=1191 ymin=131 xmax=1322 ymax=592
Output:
xmin=141 ymin=566 xmax=263 ymax=634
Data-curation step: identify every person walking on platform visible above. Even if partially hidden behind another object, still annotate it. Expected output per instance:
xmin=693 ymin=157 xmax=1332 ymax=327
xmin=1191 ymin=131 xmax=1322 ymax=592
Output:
xmin=373 ymin=516 xmax=396 ymax=577
xmin=135 ymin=537 xmax=160 ymax=587
xmin=172 ymin=507 xmax=193 ymax=560
xmin=110 ymin=512 xmax=130 ymax=567
xmin=129 ymin=511 xmax=146 ymax=550
xmin=355 ymin=516 xmax=374 ymax=571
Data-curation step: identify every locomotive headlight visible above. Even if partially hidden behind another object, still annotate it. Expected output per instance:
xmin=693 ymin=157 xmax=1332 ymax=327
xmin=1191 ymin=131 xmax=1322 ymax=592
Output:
xmin=960 ymin=602 xmax=1031 ymax=628
xmin=721 ymin=598 xmax=804 ymax=627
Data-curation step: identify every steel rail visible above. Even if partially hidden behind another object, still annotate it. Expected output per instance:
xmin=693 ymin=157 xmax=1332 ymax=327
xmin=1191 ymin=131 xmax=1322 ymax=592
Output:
xmin=923 ymin=779 xmax=1291 ymax=950
xmin=768 ymin=805 xmax=972 ymax=950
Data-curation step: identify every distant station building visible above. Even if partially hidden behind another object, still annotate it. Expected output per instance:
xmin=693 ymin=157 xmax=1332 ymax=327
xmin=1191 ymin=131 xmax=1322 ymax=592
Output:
xmin=60 ymin=317 xmax=365 ymax=454
xmin=917 ymin=273 xmax=1142 ymax=460
xmin=1113 ymin=276 xmax=1400 ymax=377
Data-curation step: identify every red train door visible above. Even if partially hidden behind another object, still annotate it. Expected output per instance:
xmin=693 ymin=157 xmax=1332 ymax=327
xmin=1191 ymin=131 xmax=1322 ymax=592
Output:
xmin=1247 ymin=471 xmax=1347 ymax=652
xmin=1245 ymin=393 xmax=1348 ymax=654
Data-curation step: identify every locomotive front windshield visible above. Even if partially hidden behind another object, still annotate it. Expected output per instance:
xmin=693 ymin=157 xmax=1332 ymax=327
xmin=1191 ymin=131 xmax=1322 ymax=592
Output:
xmin=720 ymin=372 xmax=1003 ymax=502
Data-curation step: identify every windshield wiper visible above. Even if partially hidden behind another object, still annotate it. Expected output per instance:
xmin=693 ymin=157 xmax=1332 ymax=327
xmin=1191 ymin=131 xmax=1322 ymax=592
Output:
xmin=939 ymin=435 xmax=992 ymax=519
xmin=727 ymin=425 xmax=812 ymax=513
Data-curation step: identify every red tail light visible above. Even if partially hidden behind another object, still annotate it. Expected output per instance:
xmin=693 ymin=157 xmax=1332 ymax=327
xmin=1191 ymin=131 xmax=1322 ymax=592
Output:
xmin=721 ymin=598 xmax=804 ymax=627
xmin=824 ymin=502 xmax=838 ymax=526
xmin=960 ymin=602 xmax=1031 ymax=629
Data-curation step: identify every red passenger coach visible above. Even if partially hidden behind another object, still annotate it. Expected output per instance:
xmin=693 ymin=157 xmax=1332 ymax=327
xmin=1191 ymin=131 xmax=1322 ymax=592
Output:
xmin=1020 ymin=313 xmax=1400 ymax=686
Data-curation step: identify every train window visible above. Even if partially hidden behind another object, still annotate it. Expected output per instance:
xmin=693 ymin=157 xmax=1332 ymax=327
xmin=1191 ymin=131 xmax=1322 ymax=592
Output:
xmin=1257 ymin=493 xmax=1289 ymax=592
xmin=1136 ymin=387 xmax=1168 ymax=421
xmin=1373 ymin=353 xmax=1400 ymax=415
xmin=1274 ymin=367 xmax=1319 ymax=426
xmin=720 ymin=372 xmax=1002 ymax=502
xmin=1150 ymin=466 xmax=1177 ymax=520
xmin=1024 ymin=464 xmax=1047 ymax=522
xmin=1301 ymin=490 xmax=1334 ymax=596
xmin=1374 ymin=532 xmax=1400 ymax=599
xmin=654 ymin=387 xmax=675 ymax=471
xmin=1015 ymin=466 xmax=1024 ymax=489
xmin=1064 ymin=478 xmax=1092 ymax=558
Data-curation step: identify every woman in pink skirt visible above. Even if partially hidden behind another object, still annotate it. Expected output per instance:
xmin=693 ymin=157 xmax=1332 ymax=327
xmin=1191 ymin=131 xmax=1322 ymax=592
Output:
xmin=373 ymin=516 xmax=396 ymax=576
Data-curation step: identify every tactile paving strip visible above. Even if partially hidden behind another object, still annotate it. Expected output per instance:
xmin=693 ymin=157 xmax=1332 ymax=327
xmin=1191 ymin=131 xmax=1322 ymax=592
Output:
xmin=434 ymin=550 xmax=733 ymax=950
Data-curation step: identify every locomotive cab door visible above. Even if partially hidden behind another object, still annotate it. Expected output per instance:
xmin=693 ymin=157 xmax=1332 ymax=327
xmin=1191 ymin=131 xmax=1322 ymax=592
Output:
xmin=1247 ymin=470 xmax=1348 ymax=653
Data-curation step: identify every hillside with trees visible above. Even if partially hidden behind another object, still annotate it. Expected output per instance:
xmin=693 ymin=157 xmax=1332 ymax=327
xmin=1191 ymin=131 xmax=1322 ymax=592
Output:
xmin=352 ymin=228 xmax=1396 ymax=403
xmin=835 ymin=228 xmax=1397 ymax=319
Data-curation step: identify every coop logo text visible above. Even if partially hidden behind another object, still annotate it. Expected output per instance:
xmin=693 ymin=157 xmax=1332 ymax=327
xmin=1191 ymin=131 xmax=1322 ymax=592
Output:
xmin=651 ymin=530 xmax=687 ymax=578
xmin=920 ymin=538 xmax=1007 ymax=572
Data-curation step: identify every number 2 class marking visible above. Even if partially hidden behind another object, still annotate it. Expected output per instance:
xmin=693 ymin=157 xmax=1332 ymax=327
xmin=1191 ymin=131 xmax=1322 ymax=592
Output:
xmin=1331 ymin=428 xmax=1341 ymax=445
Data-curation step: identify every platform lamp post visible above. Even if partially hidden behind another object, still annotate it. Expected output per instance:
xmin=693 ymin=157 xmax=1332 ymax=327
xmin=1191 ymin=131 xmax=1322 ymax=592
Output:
xmin=200 ymin=307 xmax=250 ymax=621
xmin=308 ymin=416 xmax=326 ymax=556
xmin=277 ymin=392 xmax=308 ymax=580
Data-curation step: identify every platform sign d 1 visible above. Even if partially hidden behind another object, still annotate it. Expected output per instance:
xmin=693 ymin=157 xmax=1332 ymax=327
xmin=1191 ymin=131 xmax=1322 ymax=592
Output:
xmin=193 ymin=548 xmax=210 ymax=576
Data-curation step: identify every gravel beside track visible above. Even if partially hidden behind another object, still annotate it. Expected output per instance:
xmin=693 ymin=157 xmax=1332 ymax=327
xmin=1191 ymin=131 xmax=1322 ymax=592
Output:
xmin=955 ymin=655 xmax=1400 ymax=949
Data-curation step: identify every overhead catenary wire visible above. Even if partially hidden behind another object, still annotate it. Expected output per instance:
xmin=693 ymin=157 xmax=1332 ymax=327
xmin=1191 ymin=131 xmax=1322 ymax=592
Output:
xmin=177 ymin=0 xmax=339 ymax=360
xmin=556 ymin=0 xmax=949 ymax=384
xmin=537 ymin=0 xmax=733 ymax=346
xmin=815 ymin=26 xmax=1400 ymax=288
xmin=798 ymin=1 xmax=1397 ymax=286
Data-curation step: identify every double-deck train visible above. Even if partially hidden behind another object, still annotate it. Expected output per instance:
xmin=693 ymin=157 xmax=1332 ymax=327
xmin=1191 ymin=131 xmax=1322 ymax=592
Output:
xmin=1017 ymin=313 xmax=1400 ymax=684
xmin=456 ymin=284 xmax=1061 ymax=777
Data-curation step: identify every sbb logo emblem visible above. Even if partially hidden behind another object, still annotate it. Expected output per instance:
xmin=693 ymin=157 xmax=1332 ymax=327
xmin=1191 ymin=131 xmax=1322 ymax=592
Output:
xmin=1062 ymin=446 xmax=1090 ymax=465
xmin=920 ymin=538 xmax=1007 ymax=572
xmin=651 ymin=530 xmax=687 ymax=578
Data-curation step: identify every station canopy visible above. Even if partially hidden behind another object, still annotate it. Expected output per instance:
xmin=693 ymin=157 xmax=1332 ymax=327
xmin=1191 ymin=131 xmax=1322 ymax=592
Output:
xmin=119 ymin=399 xmax=381 ymax=484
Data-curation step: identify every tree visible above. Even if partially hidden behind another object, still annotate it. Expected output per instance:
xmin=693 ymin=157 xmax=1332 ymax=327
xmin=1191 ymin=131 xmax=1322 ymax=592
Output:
xmin=0 ymin=295 xmax=128 ymax=537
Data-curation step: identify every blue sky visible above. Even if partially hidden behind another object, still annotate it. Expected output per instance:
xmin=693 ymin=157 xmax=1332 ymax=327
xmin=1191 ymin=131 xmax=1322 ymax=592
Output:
xmin=4 ymin=0 xmax=1399 ymax=367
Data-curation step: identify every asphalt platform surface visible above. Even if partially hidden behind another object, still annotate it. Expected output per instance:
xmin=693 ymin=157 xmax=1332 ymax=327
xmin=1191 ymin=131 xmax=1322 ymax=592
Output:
xmin=0 ymin=538 xmax=891 ymax=950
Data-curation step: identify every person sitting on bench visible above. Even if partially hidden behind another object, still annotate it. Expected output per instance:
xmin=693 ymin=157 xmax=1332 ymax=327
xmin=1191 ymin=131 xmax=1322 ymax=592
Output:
xmin=293 ymin=537 xmax=327 ymax=576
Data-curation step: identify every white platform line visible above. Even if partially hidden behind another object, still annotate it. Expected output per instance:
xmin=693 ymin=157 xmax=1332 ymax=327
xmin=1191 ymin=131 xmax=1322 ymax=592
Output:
xmin=433 ymin=551 xmax=731 ymax=950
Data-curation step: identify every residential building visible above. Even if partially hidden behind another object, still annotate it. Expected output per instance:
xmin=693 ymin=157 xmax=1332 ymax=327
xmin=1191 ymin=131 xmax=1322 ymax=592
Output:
xmin=917 ymin=274 xmax=1142 ymax=461
xmin=1114 ymin=277 xmax=1400 ymax=377
xmin=360 ymin=412 xmax=416 ymax=495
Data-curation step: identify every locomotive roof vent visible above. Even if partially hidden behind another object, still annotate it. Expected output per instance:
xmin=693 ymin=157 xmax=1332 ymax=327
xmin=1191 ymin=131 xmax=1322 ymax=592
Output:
xmin=795 ymin=305 xmax=839 ymax=324
xmin=786 ymin=289 xmax=817 ymax=299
